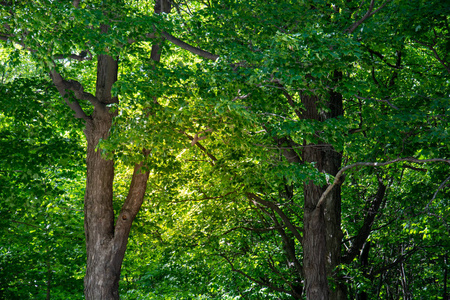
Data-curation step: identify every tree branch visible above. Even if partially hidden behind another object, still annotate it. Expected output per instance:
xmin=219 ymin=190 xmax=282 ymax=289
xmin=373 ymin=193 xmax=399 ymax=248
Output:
xmin=182 ymin=131 xmax=217 ymax=165
xmin=365 ymin=47 xmax=403 ymax=69
xmin=268 ymin=208 xmax=303 ymax=276
xmin=161 ymin=31 xmax=219 ymax=61
xmin=53 ymin=50 xmax=93 ymax=62
xmin=113 ymin=151 xmax=151 ymax=253
xmin=49 ymin=70 xmax=104 ymax=119
xmin=247 ymin=192 xmax=303 ymax=244
xmin=219 ymin=253 xmax=295 ymax=296
xmin=342 ymin=179 xmax=387 ymax=264
xmin=426 ymin=174 xmax=450 ymax=210
xmin=316 ymin=158 xmax=450 ymax=209
xmin=355 ymin=95 xmax=399 ymax=110
xmin=413 ymin=39 xmax=450 ymax=74
xmin=171 ymin=190 xmax=236 ymax=203
xmin=345 ymin=0 xmax=390 ymax=34
xmin=221 ymin=225 xmax=285 ymax=235
xmin=371 ymin=246 xmax=419 ymax=278
xmin=266 ymin=253 xmax=303 ymax=298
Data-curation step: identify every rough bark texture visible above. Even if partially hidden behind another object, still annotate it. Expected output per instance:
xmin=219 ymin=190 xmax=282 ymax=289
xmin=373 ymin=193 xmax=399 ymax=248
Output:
xmin=83 ymin=53 xmax=119 ymax=300
xmin=83 ymin=109 xmax=117 ymax=299
xmin=300 ymin=80 xmax=344 ymax=300
xmin=303 ymin=179 xmax=329 ymax=300
xmin=82 ymin=54 xmax=151 ymax=299
xmin=80 ymin=0 xmax=175 ymax=295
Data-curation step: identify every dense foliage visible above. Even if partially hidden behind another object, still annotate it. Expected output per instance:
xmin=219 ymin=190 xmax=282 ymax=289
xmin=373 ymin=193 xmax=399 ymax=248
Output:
xmin=1 ymin=0 xmax=449 ymax=299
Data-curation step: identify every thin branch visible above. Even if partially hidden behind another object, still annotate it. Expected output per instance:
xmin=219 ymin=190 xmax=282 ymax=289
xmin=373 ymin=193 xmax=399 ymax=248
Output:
xmin=352 ymin=1 xmax=366 ymax=21
xmin=316 ymin=158 xmax=450 ymax=209
xmin=232 ymin=90 xmax=251 ymax=101
xmin=10 ymin=220 xmax=40 ymax=229
xmin=371 ymin=246 xmax=419 ymax=277
xmin=268 ymin=208 xmax=304 ymax=275
xmin=366 ymin=47 xmax=403 ymax=69
xmin=346 ymin=0 xmax=390 ymax=34
xmin=426 ymin=175 xmax=450 ymax=210
xmin=0 ymin=33 xmax=11 ymax=41
xmin=182 ymin=131 xmax=217 ymax=165
xmin=220 ymin=253 xmax=294 ymax=296
xmin=254 ymin=143 xmax=332 ymax=150
xmin=276 ymin=82 xmax=302 ymax=120
xmin=221 ymin=225 xmax=285 ymax=235
xmin=342 ymin=179 xmax=387 ymax=264
xmin=266 ymin=253 xmax=302 ymax=298
xmin=53 ymin=50 xmax=93 ymax=62
xmin=413 ymin=39 xmax=450 ymax=73
xmin=247 ymin=192 xmax=303 ymax=244
xmin=429 ymin=47 xmax=450 ymax=74
xmin=355 ymin=95 xmax=399 ymax=110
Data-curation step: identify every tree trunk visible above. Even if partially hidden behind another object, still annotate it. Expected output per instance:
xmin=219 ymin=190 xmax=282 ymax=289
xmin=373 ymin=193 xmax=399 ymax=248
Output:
xmin=303 ymin=179 xmax=329 ymax=300
xmin=83 ymin=107 xmax=117 ymax=299
xmin=302 ymin=144 xmax=342 ymax=300
xmin=301 ymin=82 xmax=344 ymax=300
xmin=81 ymin=54 xmax=151 ymax=299
xmin=83 ymin=1 xmax=169 ymax=296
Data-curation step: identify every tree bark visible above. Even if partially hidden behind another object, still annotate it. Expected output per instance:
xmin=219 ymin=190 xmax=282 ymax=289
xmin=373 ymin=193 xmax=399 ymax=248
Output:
xmin=81 ymin=55 xmax=151 ymax=299
xmin=83 ymin=105 xmax=117 ymax=299
xmin=300 ymin=80 xmax=344 ymax=300
xmin=84 ymin=2 xmax=170 ymax=298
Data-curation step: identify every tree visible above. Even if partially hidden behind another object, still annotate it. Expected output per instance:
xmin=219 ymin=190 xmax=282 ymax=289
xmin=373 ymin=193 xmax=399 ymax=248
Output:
xmin=1 ymin=0 xmax=449 ymax=299
xmin=1 ymin=1 xmax=160 ymax=298
xmin=122 ymin=0 xmax=449 ymax=298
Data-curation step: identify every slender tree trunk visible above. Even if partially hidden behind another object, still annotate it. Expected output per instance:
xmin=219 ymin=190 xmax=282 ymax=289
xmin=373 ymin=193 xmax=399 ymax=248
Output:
xmin=302 ymin=144 xmax=342 ymax=300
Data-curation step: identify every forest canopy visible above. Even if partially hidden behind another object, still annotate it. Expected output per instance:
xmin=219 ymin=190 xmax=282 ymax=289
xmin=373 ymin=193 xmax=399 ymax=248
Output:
xmin=1 ymin=0 xmax=449 ymax=299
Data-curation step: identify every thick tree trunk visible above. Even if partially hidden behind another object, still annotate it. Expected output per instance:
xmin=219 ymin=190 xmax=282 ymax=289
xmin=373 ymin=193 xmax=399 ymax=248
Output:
xmin=82 ymin=55 xmax=151 ymax=300
xmin=83 ymin=2 xmax=169 ymax=296
xmin=303 ymin=179 xmax=329 ymax=300
xmin=83 ymin=109 xmax=117 ymax=299
xmin=301 ymin=84 xmax=344 ymax=300
xmin=302 ymin=144 xmax=342 ymax=300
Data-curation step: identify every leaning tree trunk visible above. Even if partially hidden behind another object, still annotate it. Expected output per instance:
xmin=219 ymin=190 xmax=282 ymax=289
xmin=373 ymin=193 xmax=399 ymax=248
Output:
xmin=301 ymin=80 xmax=344 ymax=300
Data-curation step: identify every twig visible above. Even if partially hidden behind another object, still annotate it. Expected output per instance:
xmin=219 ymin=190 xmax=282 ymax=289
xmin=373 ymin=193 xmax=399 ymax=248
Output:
xmin=247 ymin=192 xmax=303 ymax=244
xmin=53 ymin=50 xmax=93 ymax=61
xmin=413 ymin=39 xmax=450 ymax=74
